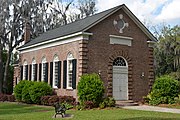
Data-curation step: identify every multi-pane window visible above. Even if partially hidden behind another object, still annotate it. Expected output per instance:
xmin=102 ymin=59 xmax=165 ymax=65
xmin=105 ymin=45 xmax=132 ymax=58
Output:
xmin=31 ymin=59 xmax=36 ymax=81
xmin=53 ymin=55 xmax=59 ymax=88
xmin=41 ymin=57 xmax=46 ymax=82
xmin=67 ymin=53 xmax=74 ymax=89
xmin=23 ymin=61 xmax=27 ymax=80
xmin=113 ymin=57 xmax=126 ymax=66
xmin=53 ymin=62 xmax=58 ymax=88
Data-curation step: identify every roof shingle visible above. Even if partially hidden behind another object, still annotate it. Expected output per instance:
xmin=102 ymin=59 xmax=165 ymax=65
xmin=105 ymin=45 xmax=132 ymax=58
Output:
xmin=21 ymin=5 xmax=122 ymax=48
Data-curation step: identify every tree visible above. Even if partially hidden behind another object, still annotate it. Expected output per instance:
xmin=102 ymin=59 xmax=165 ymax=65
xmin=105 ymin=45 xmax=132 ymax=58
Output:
xmin=0 ymin=42 xmax=2 ymax=93
xmin=49 ymin=0 xmax=74 ymax=25
xmin=0 ymin=0 xmax=98 ymax=93
xmin=77 ymin=0 xmax=97 ymax=19
xmin=154 ymin=25 xmax=180 ymax=76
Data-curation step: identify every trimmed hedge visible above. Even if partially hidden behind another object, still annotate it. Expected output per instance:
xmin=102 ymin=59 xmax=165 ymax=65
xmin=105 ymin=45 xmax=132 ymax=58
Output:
xmin=14 ymin=80 xmax=52 ymax=104
xmin=14 ymin=80 xmax=28 ymax=101
xmin=77 ymin=73 xmax=104 ymax=106
xmin=22 ymin=81 xmax=34 ymax=103
xmin=29 ymin=82 xmax=52 ymax=104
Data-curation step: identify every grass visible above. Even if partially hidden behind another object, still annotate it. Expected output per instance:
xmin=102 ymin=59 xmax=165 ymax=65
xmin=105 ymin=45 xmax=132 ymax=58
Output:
xmin=1 ymin=102 xmax=180 ymax=120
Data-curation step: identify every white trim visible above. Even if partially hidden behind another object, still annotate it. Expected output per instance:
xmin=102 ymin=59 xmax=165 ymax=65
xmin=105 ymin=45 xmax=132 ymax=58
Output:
xmin=110 ymin=35 xmax=133 ymax=46
xmin=53 ymin=55 xmax=59 ymax=89
xmin=31 ymin=59 xmax=36 ymax=81
xmin=110 ymin=35 xmax=133 ymax=40
xmin=23 ymin=61 xmax=27 ymax=80
xmin=41 ymin=57 xmax=47 ymax=82
xmin=19 ymin=32 xmax=93 ymax=53
xmin=147 ymin=41 xmax=156 ymax=47
xmin=67 ymin=53 xmax=74 ymax=89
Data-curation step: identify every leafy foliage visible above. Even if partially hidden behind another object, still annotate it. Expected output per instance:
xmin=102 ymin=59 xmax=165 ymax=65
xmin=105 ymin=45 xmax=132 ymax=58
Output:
xmin=77 ymin=73 xmax=104 ymax=106
xmin=99 ymin=97 xmax=115 ymax=109
xmin=83 ymin=101 xmax=95 ymax=109
xmin=0 ymin=0 xmax=97 ymax=94
xmin=22 ymin=81 xmax=34 ymax=103
xmin=154 ymin=25 xmax=180 ymax=76
xmin=14 ymin=80 xmax=29 ymax=102
xmin=29 ymin=82 xmax=52 ymax=104
xmin=40 ymin=95 xmax=76 ymax=106
xmin=148 ymin=75 xmax=179 ymax=105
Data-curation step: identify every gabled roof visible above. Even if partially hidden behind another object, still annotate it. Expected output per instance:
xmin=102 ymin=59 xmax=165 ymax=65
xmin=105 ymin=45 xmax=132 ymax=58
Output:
xmin=19 ymin=4 xmax=156 ymax=50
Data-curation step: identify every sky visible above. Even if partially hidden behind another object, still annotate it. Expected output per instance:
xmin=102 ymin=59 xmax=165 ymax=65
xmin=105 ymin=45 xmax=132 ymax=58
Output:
xmin=96 ymin=0 xmax=180 ymax=26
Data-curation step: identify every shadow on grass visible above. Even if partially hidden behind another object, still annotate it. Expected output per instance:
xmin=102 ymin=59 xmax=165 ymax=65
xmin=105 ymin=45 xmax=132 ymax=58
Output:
xmin=0 ymin=102 xmax=53 ymax=115
xmin=121 ymin=117 xmax=179 ymax=120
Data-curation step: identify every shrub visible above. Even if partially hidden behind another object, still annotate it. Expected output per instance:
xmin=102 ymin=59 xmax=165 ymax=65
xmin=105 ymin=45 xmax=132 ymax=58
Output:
xmin=0 ymin=94 xmax=8 ymax=102
xmin=40 ymin=95 xmax=76 ymax=106
xmin=99 ymin=97 xmax=115 ymax=109
xmin=22 ymin=81 xmax=34 ymax=103
xmin=61 ymin=102 xmax=74 ymax=110
xmin=48 ymin=95 xmax=59 ymax=106
xmin=174 ymin=95 xmax=180 ymax=105
xmin=148 ymin=75 xmax=179 ymax=105
xmin=41 ymin=96 xmax=51 ymax=105
xmin=99 ymin=102 xmax=106 ymax=109
xmin=0 ymin=94 xmax=15 ymax=102
xmin=77 ymin=73 xmax=104 ymax=106
xmin=83 ymin=101 xmax=94 ymax=109
xmin=29 ymin=82 xmax=52 ymax=104
xmin=14 ymin=80 xmax=28 ymax=101
xmin=59 ymin=96 xmax=76 ymax=105
xmin=7 ymin=95 xmax=15 ymax=102
xmin=105 ymin=97 xmax=115 ymax=107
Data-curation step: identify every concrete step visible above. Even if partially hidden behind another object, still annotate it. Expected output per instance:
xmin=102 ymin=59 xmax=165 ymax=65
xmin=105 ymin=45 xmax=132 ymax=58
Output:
xmin=116 ymin=100 xmax=139 ymax=107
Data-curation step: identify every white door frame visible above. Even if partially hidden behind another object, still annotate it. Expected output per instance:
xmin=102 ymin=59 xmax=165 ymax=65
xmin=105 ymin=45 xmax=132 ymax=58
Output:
xmin=112 ymin=57 xmax=128 ymax=100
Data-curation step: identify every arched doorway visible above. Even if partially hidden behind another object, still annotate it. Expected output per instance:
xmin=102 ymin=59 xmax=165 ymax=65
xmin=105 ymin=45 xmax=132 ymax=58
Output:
xmin=113 ymin=57 xmax=128 ymax=100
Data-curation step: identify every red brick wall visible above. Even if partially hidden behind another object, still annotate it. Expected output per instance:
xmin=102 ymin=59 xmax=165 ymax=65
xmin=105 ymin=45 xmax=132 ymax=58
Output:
xmin=20 ymin=40 xmax=80 ymax=99
xmin=85 ymin=9 xmax=154 ymax=101
xmin=15 ymin=8 xmax=155 ymax=102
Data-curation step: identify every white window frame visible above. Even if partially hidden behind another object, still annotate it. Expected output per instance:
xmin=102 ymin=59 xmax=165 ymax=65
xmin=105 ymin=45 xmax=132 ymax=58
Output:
xmin=23 ymin=60 xmax=27 ymax=80
xmin=53 ymin=55 xmax=59 ymax=88
xmin=41 ymin=57 xmax=46 ymax=82
xmin=31 ymin=58 xmax=36 ymax=81
xmin=67 ymin=53 xmax=74 ymax=89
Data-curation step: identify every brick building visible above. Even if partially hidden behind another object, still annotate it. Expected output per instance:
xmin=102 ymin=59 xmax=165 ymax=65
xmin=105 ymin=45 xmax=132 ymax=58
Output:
xmin=14 ymin=4 xmax=156 ymax=102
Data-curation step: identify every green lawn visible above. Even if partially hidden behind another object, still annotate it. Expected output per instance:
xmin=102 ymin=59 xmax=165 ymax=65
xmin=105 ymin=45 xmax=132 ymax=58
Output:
xmin=1 ymin=102 xmax=180 ymax=120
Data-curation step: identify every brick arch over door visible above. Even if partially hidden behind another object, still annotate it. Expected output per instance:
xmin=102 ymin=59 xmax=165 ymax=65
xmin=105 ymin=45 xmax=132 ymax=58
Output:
xmin=107 ymin=50 xmax=133 ymax=100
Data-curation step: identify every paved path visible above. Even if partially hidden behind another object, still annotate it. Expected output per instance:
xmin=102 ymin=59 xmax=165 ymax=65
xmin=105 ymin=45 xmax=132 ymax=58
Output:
xmin=122 ymin=105 xmax=180 ymax=114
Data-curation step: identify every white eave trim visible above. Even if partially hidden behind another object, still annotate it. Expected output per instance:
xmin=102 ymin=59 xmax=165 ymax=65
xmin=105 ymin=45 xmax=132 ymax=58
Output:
xmin=18 ymin=32 xmax=93 ymax=52
xmin=147 ymin=40 xmax=156 ymax=47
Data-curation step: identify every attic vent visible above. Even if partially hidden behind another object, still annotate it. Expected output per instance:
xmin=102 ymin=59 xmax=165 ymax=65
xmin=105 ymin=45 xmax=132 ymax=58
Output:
xmin=113 ymin=14 xmax=128 ymax=33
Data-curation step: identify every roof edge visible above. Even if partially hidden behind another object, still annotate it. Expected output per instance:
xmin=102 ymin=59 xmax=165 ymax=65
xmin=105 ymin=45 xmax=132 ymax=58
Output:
xmin=122 ymin=5 xmax=157 ymax=42
xmin=83 ymin=4 xmax=157 ymax=42
xmin=18 ymin=32 xmax=93 ymax=51
xmin=83 ymin=5 xmax=124 ymax=32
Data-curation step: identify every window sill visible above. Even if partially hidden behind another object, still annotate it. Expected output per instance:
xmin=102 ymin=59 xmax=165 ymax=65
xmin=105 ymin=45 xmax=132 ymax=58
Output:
xmin=66 ymin=88 xmax=73 ymax=91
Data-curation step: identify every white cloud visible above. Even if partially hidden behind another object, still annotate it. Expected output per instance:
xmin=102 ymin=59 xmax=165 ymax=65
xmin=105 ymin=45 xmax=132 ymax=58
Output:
xmin=96 ymin=0 xmax=180 ymax=26
xmin=155 ymin=0 xmax=180 ymax=23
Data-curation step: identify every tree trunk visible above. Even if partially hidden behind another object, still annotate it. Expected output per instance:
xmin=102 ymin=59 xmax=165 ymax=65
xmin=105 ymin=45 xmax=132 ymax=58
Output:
xmin=3 ymin=50 xmax=11 ymax=93
xmin=0 ymin=43 xmax=2 ymax=93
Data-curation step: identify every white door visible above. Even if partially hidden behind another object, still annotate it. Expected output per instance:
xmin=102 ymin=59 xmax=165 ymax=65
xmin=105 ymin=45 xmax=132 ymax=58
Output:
xmin=113 ymin=57 xmax=128 ymax=100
